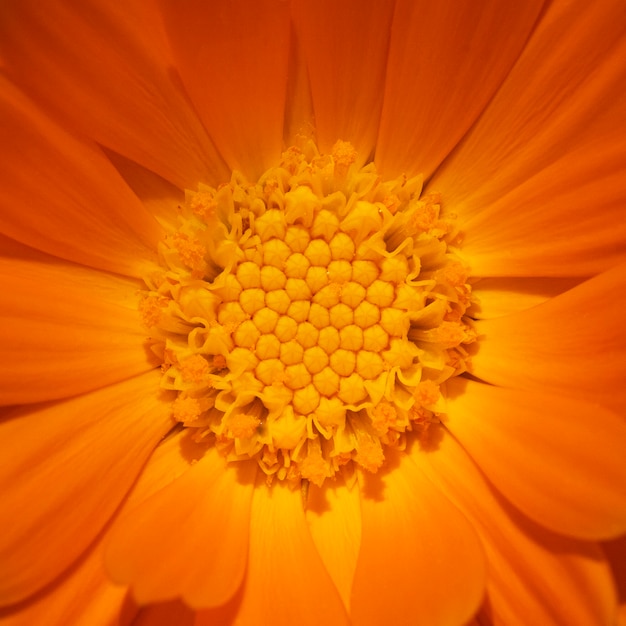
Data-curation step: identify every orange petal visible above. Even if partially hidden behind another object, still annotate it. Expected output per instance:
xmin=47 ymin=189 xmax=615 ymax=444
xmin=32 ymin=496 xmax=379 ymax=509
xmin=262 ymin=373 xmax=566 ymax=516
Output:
xmin=0 ymin=77 xmax=163 ymax=277
xmin=233 ymin=479 xmax=349 ymax=626
xmin=121 ymin=428 xmax=211 ymax=508
xmin=458 ymin=139 xmax=626 ymax=276
xmin=0 ymin=257 xmax=154 ymax=405
xmin=283 ymin=20 xmax=314 ymax=148
xmin=292 ymin=0 xmax=396 ymax=165
xmin=305 ymin=477 xmax=362 ymax=612
xmin=604 ymin=536 xmax=626 ymax=626
xmin=0 ymin=370 xmax=173 ymax=605
xmin=471 ymin=264 xmax=626 ymax=413
xmin=418 ymin=428 xmax=617 ymax=626
xmin=159 ymin=0 xmax=291 ymax=180
xmin=445 ymin=378 xmax=626 ymax=541
xmin=0 ymin=429 xmax=204 ymax=625
xmin=105 ymin=450 xmax=256 ymax=609
xmin=375 ymin=0 xmax=545 ymax=179
xmin=104 ymin=149 xmax=184 ymax=232
xmin=130 ymin=601 xmax=195 ymax=626
xmin=194 ymin=597 xmax=242 ymax=626
xmin=469 ymin=276 xmax=583 ymax=320
xmin=0 ymin=0 xmax=227 ymax=190
xmin=431 ymin=0 xmax=626 ymax=276
xmin=351 ymin=448 xmax=486 ymax=626
xmin=0 ymin=539 xmax=135 ymax=626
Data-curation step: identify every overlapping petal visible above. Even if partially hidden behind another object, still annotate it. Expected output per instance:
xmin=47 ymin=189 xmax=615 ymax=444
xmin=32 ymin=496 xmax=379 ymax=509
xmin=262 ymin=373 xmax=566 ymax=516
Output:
xmin=375 ymin=0 xmax=546 ymax=179
xmin=0 ymin=371 xmax=173 ymax=605
xmin=0 ymin=428 xmax=207 ymax=625
xmin=604 ymin=537 xmax=626 ymax=626
xmin=432 ymin=0 xmax=626 ymax=276
xmin=131 ymin=601 xmax=195 ymax=626
xmin=471 ymin=264 xmax=626 ymax=413
xmin=0 ymin=255 xmax=155 ymax=405
xmin=306 ymin=477 xmax=362 ymax=612
xmin=0 ymin=77 xmax=163 ymax=277
xmin=417 ymin=429 xmax=617 ymax=625
xmin=159 ymin=0 xmax=291 ymax=181
xmin=105 ymin=448 xmax=256 ymax=609
xmin=230 ymin=479 xmax=350 ymax=626
xmin=469 ymin=276 xmax=582 ymax=320
xmin=0 ymin=540 xmax=134 ymax=626
xmin=292 ymin=0 xmax=396 ymax=165
xmin=104 ymin=150 xmax=184 ymax=232
xmin=0 ymin=0 xmax=228 ymax=190
xmin=456 ymin=136 xmax=626 ymax=276
xmin=445 ymin=378 xmax=626 ymax=540
xmin=352 ymin=449 xmax=486 ymax=626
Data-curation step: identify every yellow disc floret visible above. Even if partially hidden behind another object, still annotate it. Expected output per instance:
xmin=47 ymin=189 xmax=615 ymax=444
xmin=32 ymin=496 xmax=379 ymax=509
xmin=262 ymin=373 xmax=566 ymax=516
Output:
xmin=142 ymin=140 xmax=474 ymax=486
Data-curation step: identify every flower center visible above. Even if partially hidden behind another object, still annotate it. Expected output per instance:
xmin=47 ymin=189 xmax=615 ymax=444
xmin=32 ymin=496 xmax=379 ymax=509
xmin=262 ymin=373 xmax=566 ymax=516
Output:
xmin=141 ymin=140 xmax=474 ymax=485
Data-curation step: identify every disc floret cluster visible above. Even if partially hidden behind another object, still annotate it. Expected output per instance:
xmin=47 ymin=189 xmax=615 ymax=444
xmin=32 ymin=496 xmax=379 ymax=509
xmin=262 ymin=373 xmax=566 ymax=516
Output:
xmin=141 ymin=141 xmax=474 ymax=485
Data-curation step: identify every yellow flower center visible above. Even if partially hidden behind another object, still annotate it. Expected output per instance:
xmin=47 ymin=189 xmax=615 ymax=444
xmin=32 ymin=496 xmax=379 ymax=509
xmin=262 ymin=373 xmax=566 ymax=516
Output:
xmin=141 ymin=140 xmax=474 ymax=486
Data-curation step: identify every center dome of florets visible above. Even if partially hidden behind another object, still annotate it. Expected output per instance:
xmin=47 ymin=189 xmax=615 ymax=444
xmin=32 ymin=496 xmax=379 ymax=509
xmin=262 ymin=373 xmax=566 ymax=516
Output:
xmin=141 ymin=140 xmax=474 ymax=486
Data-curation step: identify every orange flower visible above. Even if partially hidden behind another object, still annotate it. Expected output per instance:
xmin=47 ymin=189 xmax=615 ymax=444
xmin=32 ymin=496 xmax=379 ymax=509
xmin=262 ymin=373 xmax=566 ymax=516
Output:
xmin=1 ymin=1 xmax=625 ymax=625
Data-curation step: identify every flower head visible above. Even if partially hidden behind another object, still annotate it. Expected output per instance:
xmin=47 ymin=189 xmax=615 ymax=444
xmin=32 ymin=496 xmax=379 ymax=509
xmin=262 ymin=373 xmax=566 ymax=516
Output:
xmin=1 ymin=1 xmax=625 ymax=625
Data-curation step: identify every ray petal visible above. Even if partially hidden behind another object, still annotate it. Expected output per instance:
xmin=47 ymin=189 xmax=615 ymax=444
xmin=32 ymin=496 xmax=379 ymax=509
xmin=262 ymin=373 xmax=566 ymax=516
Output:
xmin=471 ymin=264 xmax=626 ymax=413
xmin=375 ymin=0 xmax=545 ymax=179
xmin=417 ymin=429 xmax=617 ymax=626
xmin=604 ymin=536 xmax=626 ymax=626
xmin=306 ymin=477 xmax=362 ymax=612
xmin=131 ymin=601 xmax=195 ymax=626
xmin=0 ymin=371 xmax=173 ymax=605
xmin=0 ymin=77 xmax=163 ymax=277
xmin=292 ymin=0 xmax=396 ymax=165
xmin=0 ymin=543 xmax=135 ymax=626
xmin=0 ymin=429 xmax=207 ymax=625
xmin=469 ymin=276 xmax=583 ymax=320
xmin=445 ymin=378 xmax=626 ymax=540
xmin=0 ymin=0 xmax=228 ymax=189
xmin=159 ymin=0 xmax=291 ymax=180
xmin=105 ymin=450 xmax=256 ymax=609
xmin=432 ymin=0 xmax=626 ymax=276
xmin=351 ymin=449 xmax=486 ymax=626
xmin=0 ymin=257 xmax=156 ymax=405
xmin=234 ymin=479 xmax=350 ymax=626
